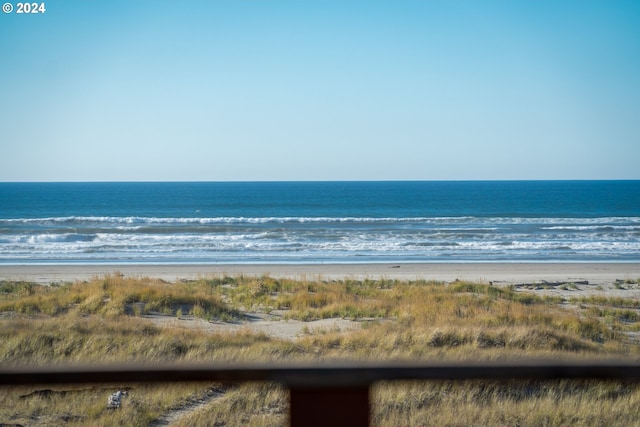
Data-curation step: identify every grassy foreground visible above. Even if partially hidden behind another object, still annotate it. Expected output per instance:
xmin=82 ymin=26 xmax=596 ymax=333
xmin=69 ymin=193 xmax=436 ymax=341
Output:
xmin=1 ymin=274 xmax=640 ymax=426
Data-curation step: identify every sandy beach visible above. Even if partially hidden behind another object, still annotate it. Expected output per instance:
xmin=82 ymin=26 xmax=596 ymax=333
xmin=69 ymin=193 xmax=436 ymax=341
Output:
xmin=1 ymin=263 xmax=639 ymax=286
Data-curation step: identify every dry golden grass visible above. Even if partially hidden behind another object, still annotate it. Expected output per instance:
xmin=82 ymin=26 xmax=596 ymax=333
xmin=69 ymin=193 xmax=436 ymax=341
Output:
xmin=0 ymin=382 xmax=215 ymax=427
xmin=171 ymin=383 xmax=287 ymax=427
xmin=1 ymin=275 xmax=640 ymax=425
xmin=372 ymin=379 xmax=640 ymax=426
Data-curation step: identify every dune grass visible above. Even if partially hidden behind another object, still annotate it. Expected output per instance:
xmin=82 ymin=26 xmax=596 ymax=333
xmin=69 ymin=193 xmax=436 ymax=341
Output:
xmin=1 ymin=275 xmax=640 ymax=425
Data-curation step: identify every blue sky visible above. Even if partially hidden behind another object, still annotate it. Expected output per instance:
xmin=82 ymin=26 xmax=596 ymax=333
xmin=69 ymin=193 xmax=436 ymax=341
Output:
xmin=1 ymin=1 xmax=639 ymax=181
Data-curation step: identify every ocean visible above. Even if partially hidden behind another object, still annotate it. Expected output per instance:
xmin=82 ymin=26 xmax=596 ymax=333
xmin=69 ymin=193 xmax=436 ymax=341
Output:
xmin=0 ymin=181 xmax=638 ymax=264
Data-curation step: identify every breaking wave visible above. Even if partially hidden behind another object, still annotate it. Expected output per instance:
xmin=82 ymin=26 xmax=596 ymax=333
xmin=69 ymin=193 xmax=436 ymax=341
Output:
xmin=1 ymin=215 xmax=639 ymax=263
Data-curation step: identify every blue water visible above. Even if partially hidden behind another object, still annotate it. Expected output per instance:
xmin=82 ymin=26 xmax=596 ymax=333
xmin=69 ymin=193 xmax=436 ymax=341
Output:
xmin=0 ymin=181 xmax=638 ymax=264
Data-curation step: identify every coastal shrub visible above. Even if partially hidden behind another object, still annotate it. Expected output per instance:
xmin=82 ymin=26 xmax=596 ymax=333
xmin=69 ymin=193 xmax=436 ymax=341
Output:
xmin=572 ymin=295 xmax=640 ymax=309
xmin=429 ymin=329 xmax=469 ymax=347
xmin=0 ymin=280 xmax=36 ymax=296
xmin=617 ymin=309 xmax=639 ymax=322
xmin=448 ymin=281 xmax=485 ymax=294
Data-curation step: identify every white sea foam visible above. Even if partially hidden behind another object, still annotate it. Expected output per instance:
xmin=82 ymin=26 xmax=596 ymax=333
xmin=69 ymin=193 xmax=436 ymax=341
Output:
xmin=2 ymin=215 xmax=639 ymax=263
xmin=2 ymin=215 xmax=639 ymax=225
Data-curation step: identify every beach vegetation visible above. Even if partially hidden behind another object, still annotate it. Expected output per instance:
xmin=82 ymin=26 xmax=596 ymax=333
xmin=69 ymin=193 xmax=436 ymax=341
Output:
xmin=1 ymin=275 xmax=640 ymax=425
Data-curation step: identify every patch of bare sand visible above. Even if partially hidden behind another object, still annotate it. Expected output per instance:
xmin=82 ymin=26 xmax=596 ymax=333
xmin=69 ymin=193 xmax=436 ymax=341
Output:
xmin=145 ymin=310 xmax=363 ymax=341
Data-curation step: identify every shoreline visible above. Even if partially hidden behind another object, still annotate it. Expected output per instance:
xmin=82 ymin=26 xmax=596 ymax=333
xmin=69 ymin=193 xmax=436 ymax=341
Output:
xmin=1 ymin=263 xmax=639 ymax=285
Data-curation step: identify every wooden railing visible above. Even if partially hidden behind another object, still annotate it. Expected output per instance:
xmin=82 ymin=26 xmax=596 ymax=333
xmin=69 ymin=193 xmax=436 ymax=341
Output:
xmin=2 ymin=361 xmax=640 ymax=426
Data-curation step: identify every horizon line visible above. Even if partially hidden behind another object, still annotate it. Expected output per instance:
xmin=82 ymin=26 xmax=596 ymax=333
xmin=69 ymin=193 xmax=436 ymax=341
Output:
xmin=1 ymin=179 xmax=639 ymax=184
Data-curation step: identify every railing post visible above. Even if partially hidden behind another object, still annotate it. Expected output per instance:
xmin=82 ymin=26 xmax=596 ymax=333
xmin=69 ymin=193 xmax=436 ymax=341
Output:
xmin=289 ymin=386 xmax=370 ymax=427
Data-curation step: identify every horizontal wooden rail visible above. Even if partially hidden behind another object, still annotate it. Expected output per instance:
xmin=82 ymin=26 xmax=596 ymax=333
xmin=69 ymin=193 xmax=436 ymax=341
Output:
xmin=2 ymin=360 xmax=640 ymax=426
xmin=3 ymin=360 xmax=640 ymax=386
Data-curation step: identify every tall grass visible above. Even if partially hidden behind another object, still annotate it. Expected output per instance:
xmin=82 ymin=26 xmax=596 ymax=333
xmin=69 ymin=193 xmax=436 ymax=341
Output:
xmin=372 ymin=380 xmax=640 ymax=426
xmin=0 ymin=274 xmax=240 ymax=320
xmin=1 ymin=275 xmax=640 ymax=425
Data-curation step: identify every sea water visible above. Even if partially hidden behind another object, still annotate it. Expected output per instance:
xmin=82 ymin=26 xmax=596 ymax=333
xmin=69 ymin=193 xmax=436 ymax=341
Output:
xmin=0 ymin=181 xmax=638 ymax=264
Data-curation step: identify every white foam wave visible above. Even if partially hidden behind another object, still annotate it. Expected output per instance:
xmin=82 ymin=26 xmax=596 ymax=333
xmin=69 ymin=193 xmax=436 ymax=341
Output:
xmin=542 ymin=225 xmax=640 ymax=231
xmin=2 ymin=215 xmax=639 ymax=263
xmin=2 ymin=215 xmax=639 ymax=226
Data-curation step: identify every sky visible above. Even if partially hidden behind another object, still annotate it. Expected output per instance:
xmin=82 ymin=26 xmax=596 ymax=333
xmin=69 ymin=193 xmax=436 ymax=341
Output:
xmin=1 ymin=1 xmax=639 ymax=181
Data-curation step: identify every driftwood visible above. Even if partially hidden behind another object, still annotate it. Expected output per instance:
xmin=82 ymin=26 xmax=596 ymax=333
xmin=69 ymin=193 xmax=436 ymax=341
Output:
xmin=514 ymin=280 xmax=589 ymax=288
xmin=20 ymin=386 xmax=128 ymax=399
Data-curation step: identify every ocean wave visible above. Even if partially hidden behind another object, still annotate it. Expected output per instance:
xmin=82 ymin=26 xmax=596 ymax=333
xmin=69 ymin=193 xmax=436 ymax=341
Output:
xmin=541 ymin=225 xmax=640 ymax=231
xmin=2 ymin=215 xmax=639 ymax=226
xmin=2 ymin=215 xmax=639 ymax=263
xmin=18 ymin=233 xmax=97 ymax=244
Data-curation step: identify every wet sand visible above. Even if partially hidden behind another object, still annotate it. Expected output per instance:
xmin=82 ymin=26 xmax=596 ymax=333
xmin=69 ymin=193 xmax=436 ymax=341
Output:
xmin=1 ymin=263 xmax=639 ymax=285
